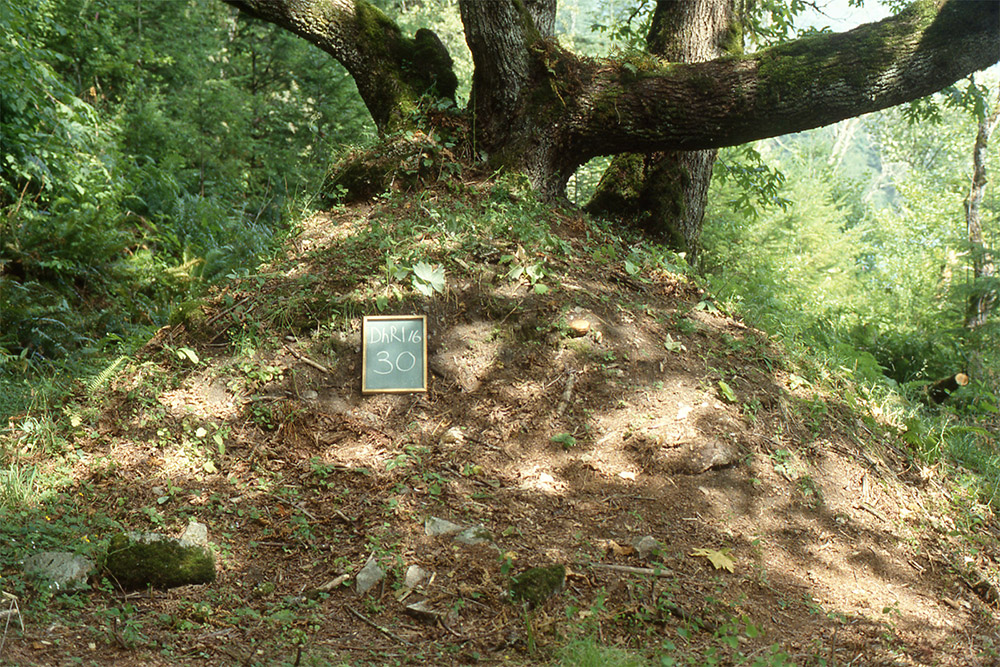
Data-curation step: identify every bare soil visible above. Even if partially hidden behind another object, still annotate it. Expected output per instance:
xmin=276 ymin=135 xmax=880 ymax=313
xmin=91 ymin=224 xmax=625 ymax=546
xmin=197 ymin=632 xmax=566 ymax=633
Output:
xmin=3 ymin=201 xmax=998 ymax=666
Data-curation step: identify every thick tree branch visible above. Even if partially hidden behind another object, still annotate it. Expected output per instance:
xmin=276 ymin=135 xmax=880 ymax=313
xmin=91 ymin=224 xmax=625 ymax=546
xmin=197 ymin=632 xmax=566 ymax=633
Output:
xmin=570 ymin=0 xmax=1000 ymax=161
xmin=223 ymin=0 xmax=456 ymax=133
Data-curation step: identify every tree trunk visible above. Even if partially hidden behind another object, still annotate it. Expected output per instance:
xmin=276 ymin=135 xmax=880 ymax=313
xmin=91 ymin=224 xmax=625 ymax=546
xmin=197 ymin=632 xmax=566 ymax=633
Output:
xmin=964 ymin=85 xmax=1000 ymax=330
xmin=586 ymin=0 xmax=738 ymax=260
xmin=226 ymin=0 xmax=1000 ymax=206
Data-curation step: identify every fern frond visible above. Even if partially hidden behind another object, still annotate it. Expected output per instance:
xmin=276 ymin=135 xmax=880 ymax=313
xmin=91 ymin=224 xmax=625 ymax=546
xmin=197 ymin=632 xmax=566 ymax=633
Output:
xmin=86 ymin=355 xmax=129 ymax=394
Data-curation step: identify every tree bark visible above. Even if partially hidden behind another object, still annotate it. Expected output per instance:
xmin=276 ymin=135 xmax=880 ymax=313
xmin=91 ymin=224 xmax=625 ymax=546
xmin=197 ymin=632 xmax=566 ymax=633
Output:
xmin=587 ymin=0 xmax=738 ymax=259
xmin=226 ymin=0 xmax=1000 ymax=205
xmin=565 ymin=1 xmax=999 ymax=163
xmin=964 ymin=85 xmax=999 ymax=330
xmin=222 ymin=0 xmax=457 ymax=133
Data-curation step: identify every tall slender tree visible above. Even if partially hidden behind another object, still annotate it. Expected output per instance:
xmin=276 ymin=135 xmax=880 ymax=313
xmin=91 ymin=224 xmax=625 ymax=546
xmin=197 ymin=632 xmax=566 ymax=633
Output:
xmin=965 ymin=85 xmax=999 ymax=330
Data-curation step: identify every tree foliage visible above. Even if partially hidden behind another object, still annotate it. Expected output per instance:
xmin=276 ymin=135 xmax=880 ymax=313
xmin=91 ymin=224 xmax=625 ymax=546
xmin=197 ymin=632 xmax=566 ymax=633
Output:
xmin=702 ymin=84 xmax=999 ymax=400
xmin=0 ymin=0 xmax=370 ymax=410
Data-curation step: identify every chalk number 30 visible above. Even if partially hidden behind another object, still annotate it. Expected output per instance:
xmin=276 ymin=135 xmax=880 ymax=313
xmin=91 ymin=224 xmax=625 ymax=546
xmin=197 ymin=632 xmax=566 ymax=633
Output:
xmin=373 ymin=350 xmax=417 ymax=374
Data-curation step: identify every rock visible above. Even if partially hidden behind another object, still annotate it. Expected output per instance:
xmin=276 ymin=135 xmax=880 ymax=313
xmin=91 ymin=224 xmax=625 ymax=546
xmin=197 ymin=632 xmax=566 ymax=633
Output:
xmin=356 ymin=556 xmax=385 ymax=595
xmin=404 ymin=599 xmax=444 ymax=623
xmin=23 ymin=552 xmax=95 ymax=592
xmin=567 ymin=319 xmax=590 ymax=337
xmin=105 ymin=531 xmax=215 ymax=589
xmin=181 ymin=521 xmax=209 ymax=547
xmin=682 ymin=439 xmax=740 ymax=474
xmin=404 ymin=565 xmax=430 ymax=589
xmin=439 ymin=426 xmax=465 ymax=445
xmin=424 ymin=516 xmax=463 ymax=537
xmin=509 ymin=564 xmax=566 ymax=608
xmin=657 ymin=438 xmax=741 ymax=475
xmin=455 ymin=526 xmax=492 ymax=546
xmin=633 ymin=536 xmax=661 ymax=559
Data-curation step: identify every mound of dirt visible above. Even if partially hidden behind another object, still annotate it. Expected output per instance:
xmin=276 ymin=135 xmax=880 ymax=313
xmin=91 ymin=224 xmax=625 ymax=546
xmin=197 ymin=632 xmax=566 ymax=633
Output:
xmin=4 ymin=197 xmax=997 ymax=666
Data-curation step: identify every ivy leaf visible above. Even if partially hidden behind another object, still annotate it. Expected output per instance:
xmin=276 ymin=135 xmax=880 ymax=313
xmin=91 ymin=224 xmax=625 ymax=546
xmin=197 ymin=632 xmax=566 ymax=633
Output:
xmin=691 ymin=547 xmax=736 ymax=572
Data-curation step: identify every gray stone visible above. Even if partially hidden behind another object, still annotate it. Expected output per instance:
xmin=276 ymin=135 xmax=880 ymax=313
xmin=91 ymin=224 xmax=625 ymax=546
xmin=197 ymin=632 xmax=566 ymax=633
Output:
xmin=404 ymin=565 xmax=430 ymax=589
xmin=424 ymin=516 xmax=463 ymax=537
xmin=633 ymin=536 xmax=661 ymax=559
xmin=404 ymin=599 xmax=443 ymax=623
xmin=356 ymin=556 xmax=385 ymax=595
xmin=181 ymin=521 xmax=209 ymax=547
xmin=23 ymin=552 xmax=94 ymax=592
xmin=455 ymin=526 xmax=492 ymax=546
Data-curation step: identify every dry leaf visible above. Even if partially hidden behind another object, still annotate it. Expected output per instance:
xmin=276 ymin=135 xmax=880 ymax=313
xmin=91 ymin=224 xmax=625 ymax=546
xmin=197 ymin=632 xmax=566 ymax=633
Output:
xmin=599 ymin=539 xmax=634 ymax=557
xmin=691 ymin=547 xmax=736 ymax=572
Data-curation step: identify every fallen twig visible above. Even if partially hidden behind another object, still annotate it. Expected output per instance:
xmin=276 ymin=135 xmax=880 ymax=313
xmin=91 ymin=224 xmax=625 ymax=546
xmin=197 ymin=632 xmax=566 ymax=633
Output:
xmin=205 ymin=295 xmax=251 ymax=326
xmin=582 ymin=562 xmax=677 ymax=577
xmin=346 ymin=606 xmax=414 ymax=646
xmin=556 ymin=371 xmax=577 ymax=416
xmin=855 ymin=502 xmax=887 ymax=523
xmin=0 ymin=594 xmax=24 ymax=660
xmin=284 ymin=345 xmax=331 ymax=374
xmin=268 ymin=493 xmax=318 ymax=521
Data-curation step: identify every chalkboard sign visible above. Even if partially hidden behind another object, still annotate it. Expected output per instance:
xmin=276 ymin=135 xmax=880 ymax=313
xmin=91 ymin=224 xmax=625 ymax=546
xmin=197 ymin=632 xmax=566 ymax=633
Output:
xmin=361 ymin=315 xmax=428 ymax=394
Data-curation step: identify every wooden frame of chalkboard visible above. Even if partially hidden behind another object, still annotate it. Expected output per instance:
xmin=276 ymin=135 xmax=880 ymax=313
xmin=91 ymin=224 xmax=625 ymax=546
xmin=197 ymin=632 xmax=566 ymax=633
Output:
xmin=361 ymin=315 xmax=428 ymax=394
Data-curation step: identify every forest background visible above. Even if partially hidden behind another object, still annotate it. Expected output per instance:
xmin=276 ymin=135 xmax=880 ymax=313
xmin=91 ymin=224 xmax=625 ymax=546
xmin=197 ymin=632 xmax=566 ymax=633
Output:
xmin=2 ymin=0 xmax=998 ymax=529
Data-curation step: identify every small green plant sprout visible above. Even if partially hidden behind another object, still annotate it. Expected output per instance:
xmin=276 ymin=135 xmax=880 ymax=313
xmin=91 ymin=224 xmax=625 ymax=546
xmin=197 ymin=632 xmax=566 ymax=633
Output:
xmin=174 ymin=346 xmax=200 ymax=365
xmin=411 ymin=261 xmax=446 ymax=296
xmin=385 ymin=256 xmax=409 ymax=283
xmin=502 ymin=247 xmax=549 ymax=294
xmin=664 ymin=333 xmax=686 ymax=353
xmin=718 ymin=379 xmax=738 ymax=403
xmin=551 ymin=432 xmax=577 ymax=450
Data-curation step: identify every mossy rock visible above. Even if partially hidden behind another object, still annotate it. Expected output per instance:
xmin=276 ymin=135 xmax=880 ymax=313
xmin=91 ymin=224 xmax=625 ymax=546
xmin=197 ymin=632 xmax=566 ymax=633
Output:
xmin=105 ymin=532 xmax=215 ymax=589
xmin=509 ymin=564 xmax=566 ymax=607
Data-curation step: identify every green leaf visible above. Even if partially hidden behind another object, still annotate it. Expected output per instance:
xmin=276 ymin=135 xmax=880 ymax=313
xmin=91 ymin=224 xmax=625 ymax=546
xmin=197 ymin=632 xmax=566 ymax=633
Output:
xmin=412 ymin=261 xmax=446 ymax=295
xmin=177 ymin=347 xmax=200 ymax=365
xmin=718 ymin=380 xmax=737 ymax=403
xmin=550 ymin=433 xmax=576 ymax=449
xmin=664 ymin=334 xmax=686 ymax=352
xmin=525 ymin=263 xmax=545 ymax=283
xmin=624 ymin=259 xmax=640 ymax=276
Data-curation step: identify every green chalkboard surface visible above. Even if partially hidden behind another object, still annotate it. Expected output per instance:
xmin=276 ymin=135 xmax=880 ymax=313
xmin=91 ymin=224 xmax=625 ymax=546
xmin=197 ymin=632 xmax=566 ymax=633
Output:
xmin=361 ymin=315 xmax=427 ymax=393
